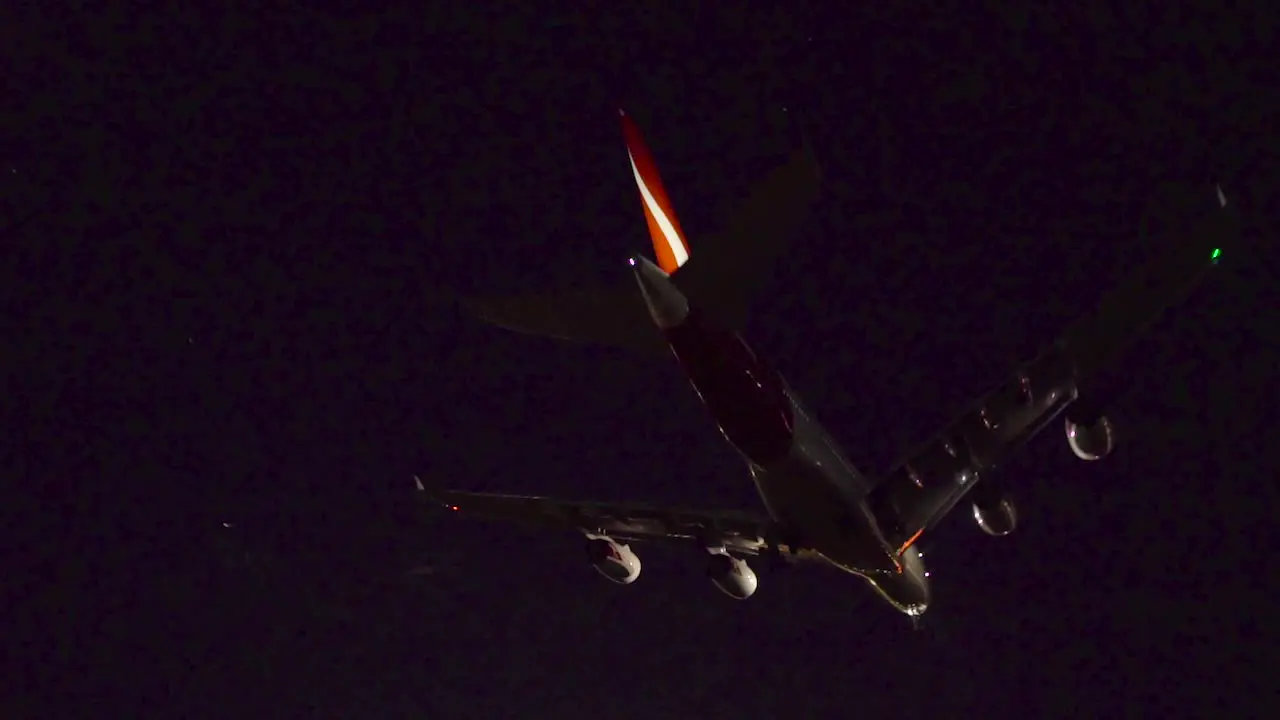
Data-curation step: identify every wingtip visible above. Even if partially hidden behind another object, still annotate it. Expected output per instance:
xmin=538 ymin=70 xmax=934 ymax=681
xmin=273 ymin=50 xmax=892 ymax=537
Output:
xmin=414 ymin=474 xmax=446 ymax=502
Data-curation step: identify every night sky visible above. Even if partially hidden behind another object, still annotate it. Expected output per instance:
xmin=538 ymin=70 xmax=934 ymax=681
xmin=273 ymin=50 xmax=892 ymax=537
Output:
xmin=10 ymin=4 xmax=1277 ymax=717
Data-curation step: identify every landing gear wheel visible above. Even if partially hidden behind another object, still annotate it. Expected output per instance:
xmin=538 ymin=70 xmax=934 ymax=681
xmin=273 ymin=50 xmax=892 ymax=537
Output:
xmin=763 ymin=527 xmax=799 ymax=569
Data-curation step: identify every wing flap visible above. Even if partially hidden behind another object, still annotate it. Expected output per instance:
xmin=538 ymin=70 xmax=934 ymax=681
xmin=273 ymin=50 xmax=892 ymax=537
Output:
xmin=420 ymin=483 xmax=782 ymax=556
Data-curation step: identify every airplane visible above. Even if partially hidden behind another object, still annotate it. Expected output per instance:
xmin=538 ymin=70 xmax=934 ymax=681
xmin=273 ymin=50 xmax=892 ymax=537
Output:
xmin=420 ymin=109 xmax=1240 ymax=618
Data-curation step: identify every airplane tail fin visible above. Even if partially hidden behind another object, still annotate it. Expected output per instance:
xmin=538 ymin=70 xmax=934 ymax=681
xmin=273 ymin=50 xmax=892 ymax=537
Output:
xmin=462 ymin=107 xmax=822 ymax=355
xmin=618 ymin=109 xmax=692 ymax=274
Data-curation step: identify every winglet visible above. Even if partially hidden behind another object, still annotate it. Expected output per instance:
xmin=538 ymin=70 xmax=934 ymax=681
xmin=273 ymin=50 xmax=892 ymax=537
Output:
xmin=413 ymin=475 xmax=443 ymax=503
xmin=619 ymin=109 xmax=691 ymax=274
xmin=413 ymin=475 xmax=463 ymax=514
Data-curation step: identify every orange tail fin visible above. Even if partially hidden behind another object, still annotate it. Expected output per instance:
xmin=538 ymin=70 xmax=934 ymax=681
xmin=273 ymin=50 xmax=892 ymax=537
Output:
xmin=618 ymin=109 xmax=691 ymax=274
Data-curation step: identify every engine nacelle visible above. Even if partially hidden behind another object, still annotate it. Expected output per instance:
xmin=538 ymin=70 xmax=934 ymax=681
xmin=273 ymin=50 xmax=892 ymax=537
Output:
xmin=586 ymin=538 xmax=641 ymax=584
xmin=972 ymin=495 xmax=1018 ymax=537
xmin=1065 ymin=414 xmax=1115 ymax=461
xmin=970 ymin=478 xmax=1017 ymax=536
xmin=706 ymin=552 xmax=758 ymax=599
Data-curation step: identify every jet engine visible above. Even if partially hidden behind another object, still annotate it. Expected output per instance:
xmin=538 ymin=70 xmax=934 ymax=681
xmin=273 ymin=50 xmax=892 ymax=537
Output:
xmin=971 ymin=483 xmax=1018 ymax=537
xmin=585 ymin=538 xmax=641 ymax=584
xmin=1065 ymin=414 xmax=1115 ymax=461
xmin=706 ymin=552 xmax=758 ymax=599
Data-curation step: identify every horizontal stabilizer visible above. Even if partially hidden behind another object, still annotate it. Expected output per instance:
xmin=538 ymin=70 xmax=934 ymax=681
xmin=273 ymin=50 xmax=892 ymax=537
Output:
xmin=676 ymin=140 xmax=822 ymax=327
xmin=463 ymin=138 xmax=821 ymax=352
xmin=461 ymin=283 xmax=668 ymax=354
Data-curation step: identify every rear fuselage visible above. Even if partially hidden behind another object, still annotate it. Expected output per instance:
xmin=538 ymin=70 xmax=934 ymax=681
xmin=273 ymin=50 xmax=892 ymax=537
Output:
xmin=656 ymin=299 xmax=930 ymax=615
xmin=663 ymin=309 xmax=795 ymax=468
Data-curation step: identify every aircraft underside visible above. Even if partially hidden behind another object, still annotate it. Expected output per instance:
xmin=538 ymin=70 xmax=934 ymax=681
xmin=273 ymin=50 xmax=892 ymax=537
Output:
xmin=430 ymin=106 xmax=1239 ymax=621
xmin=631 ymin=254 xmax=931 ymax=612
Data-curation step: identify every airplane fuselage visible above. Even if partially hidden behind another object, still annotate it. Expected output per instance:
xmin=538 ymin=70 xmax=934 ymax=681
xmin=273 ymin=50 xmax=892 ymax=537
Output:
xmin=663 ymin=308 xmax=795 ymax=468
xmin=453 ymin=104 xmax=1234 ymax=621
xmin=634 ymin=257 xmax=931 ymax=615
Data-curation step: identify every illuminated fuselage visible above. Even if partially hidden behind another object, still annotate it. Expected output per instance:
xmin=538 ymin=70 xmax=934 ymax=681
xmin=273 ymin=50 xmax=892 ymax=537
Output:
xmin=631 ymin=256 xmax=930 ymax=616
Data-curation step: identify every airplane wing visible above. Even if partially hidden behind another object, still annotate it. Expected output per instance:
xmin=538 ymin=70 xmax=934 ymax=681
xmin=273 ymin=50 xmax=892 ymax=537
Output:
xmin=463 ymin=111 xmax=822 ymax=354
xmin=867 ymin=182 xmax=1241 ymax=555
xmin=459 ymin=283 xmax=667 ymax=354
xmin=414 ymin=476 xmax=816 ymax=560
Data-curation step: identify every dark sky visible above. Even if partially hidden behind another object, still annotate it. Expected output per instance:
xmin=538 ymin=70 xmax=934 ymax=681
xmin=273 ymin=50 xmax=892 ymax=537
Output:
xmin=9 ymin=4 xmax=1277 ymax=718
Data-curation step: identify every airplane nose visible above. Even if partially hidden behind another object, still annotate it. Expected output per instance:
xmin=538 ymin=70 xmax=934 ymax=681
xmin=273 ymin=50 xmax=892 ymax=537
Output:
xmin=630 ymin=254 xmax=689 ymax=329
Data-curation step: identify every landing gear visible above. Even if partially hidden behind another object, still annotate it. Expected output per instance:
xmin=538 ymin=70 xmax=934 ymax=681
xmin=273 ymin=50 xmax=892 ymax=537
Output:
xmin=762 ymin=526 xmax=801 ymax=569
xmin=765 ymin=541 xmax=788 ymax=569
xmin=693 ymin=527 xmax=719 ymax=554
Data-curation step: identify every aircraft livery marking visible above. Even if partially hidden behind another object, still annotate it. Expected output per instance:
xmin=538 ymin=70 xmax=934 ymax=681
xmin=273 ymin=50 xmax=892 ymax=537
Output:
xmin=619 ymin=109 xmax=691 ymax=273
